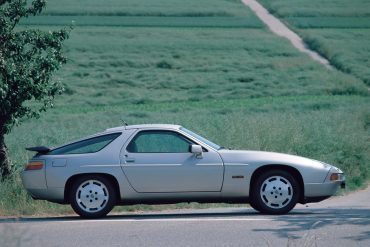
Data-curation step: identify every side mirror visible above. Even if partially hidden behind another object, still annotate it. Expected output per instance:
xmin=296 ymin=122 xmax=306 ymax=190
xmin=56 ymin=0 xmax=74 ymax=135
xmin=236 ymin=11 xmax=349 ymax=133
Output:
xmin=191 ymin=144 xmax=203 ymax=159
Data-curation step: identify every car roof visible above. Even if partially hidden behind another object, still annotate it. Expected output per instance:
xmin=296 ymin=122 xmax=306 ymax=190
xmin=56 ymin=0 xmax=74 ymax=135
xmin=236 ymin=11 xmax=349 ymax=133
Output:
xmin=105 ymin=124 xmax=182 ymax=133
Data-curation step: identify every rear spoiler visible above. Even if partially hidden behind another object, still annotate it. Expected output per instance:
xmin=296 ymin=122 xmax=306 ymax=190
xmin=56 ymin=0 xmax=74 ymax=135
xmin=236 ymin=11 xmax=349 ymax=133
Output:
xmin=25 ymin=146 xmax=50 ymax=154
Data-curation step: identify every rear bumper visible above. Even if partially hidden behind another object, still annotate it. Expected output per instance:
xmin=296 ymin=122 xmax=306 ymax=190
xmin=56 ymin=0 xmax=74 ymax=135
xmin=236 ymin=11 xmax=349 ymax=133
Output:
xmin=23 ymin=187 xmax=65 ymax=203
xmin=21 ymin=170 xmax=47 ymax=190
xmin=21 ymin=170 xmax=65 ymax=203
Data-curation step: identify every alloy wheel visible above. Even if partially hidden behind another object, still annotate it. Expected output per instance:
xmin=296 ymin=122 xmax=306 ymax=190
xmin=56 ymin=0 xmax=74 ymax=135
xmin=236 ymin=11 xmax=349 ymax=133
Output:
xmin=75 ymin=179 xmax=109 ymax=213
xmin=260 ymin=175 xmax=293 ymax=209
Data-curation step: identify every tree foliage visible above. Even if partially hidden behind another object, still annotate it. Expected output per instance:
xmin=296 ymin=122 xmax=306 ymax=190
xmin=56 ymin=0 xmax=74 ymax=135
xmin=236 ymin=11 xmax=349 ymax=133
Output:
xmin=0 ymin=0 xmax=70 ymax=178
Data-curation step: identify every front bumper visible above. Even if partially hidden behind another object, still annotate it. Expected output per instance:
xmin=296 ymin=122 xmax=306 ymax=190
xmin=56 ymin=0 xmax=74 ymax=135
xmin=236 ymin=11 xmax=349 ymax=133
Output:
xmin=304 ymin=180 xmax=344 ymax=197
xmin=303 ymin=179 xmax=345 ymax=204
xmin=304 ymin=166 xmax=345 ymax=198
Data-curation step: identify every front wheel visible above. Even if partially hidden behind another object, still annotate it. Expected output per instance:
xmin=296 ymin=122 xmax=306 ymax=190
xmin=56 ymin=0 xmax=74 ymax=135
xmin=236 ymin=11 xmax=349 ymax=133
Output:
xmin=70 ymin=175 xmax=117 ymax=218
xmin=250 ymin=170 xmax=299 ymax=214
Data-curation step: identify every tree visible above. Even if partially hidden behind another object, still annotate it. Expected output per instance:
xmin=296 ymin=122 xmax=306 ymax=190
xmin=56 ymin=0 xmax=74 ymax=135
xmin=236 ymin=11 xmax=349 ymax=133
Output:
xmin=0 ymin=0 xmax=70 ymax=179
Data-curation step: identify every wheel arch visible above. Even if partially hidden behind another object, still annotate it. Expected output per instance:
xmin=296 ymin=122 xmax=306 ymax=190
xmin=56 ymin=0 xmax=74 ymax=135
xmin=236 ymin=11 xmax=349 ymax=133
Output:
xmin=249 ymin=164 xmax=305 ymax=204
xmin=64 ymin=173 xmax=121 ymax=203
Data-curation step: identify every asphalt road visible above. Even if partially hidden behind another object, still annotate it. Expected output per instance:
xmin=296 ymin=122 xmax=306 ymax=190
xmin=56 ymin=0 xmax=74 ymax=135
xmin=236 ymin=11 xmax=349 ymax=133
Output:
xmin=1 ymin=186 xmax=370 ymax=247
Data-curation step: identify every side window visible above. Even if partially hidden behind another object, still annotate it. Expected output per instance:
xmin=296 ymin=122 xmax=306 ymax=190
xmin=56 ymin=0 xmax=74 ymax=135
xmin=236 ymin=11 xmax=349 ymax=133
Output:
xmin=127 ymin=131 xmax=193 ymax=153
xmin=49 ymin=133 xmax=121 ymax=155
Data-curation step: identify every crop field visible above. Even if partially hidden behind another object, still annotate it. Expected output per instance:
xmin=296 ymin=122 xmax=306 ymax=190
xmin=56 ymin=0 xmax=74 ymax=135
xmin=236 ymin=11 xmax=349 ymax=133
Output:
xmin=260 ymin=0 xmax=370 ymax=86
xmin=0 ymin=0 xmax=369 ymax=216
xmin=259 ymin=0 xmax=370 ymax=17
xmin=39 ymin=0 xmax=255 ymax=17
xmin=24 ymin=26 xmax=365 ymax=107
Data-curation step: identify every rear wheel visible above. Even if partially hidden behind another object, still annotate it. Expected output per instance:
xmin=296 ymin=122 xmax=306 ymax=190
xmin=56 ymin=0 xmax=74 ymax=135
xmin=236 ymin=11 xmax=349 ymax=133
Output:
xmin=250 ymin=170 xmax=299 ymax=214
xmin=70 ymin=175 xmax=117 ymax=218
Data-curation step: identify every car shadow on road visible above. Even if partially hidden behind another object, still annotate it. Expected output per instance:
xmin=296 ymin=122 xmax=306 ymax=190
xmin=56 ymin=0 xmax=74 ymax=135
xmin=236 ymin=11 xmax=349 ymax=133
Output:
xmin=253 ymin=208 xmax=370 ymax=242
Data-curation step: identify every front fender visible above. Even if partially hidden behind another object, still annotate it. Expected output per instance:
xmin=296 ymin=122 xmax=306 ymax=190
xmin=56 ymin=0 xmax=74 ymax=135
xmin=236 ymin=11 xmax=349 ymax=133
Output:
xmin=219 ymin=150 xmax=331 ymax=184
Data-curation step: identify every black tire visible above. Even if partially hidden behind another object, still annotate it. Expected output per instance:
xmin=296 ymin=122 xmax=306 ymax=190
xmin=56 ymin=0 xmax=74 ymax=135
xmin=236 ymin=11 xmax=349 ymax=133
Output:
xmin=69 ymin=174 xmax=117 ymax=218
xmin=249 ymin=198 xmax=262 ymax=213
xmin=250 ymin=169 xmax=299 ymax=214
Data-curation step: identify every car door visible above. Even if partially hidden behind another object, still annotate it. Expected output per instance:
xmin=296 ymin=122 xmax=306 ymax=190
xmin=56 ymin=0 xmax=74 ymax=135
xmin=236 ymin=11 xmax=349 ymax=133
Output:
xmin=120 ymin=129 xmax=224 ymax=193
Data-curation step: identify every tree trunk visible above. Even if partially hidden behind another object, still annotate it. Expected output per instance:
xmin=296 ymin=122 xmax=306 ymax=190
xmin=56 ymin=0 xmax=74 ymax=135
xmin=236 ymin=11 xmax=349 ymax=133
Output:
xmin=0 ymin=131 xmax=12 ymax=179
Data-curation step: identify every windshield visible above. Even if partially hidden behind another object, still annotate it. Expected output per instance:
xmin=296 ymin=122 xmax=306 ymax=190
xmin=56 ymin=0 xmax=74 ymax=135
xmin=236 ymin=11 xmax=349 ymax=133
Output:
xmin=180 ymin=127 xmax=222 ymax=150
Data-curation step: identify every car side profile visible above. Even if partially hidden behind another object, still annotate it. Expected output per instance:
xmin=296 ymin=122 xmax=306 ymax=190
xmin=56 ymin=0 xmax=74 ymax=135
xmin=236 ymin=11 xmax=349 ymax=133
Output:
xmin=22 ymin=124 xmax=345 ymax=218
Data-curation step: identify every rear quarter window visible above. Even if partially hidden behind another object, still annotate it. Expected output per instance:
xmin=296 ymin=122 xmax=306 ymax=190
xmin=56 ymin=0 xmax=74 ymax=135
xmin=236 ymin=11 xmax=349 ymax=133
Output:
xmin=48 ymin=133 xmax=121 ymax=155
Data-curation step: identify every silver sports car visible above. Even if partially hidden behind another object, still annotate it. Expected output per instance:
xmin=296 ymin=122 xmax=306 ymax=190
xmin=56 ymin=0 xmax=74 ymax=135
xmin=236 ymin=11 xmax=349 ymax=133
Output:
xmin=22 ymin=124 xmax=345 ymax=218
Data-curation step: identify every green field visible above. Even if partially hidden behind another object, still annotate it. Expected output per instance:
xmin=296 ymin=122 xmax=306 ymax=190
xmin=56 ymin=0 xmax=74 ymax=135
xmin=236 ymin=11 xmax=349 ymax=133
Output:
xmin=40 ymin=0 xmax=255 ymax=17
xmin=259 ymin=0 xmax=370 ymax=17
xmin=260 ymin=0 xmax=370 ymax=86
xmin=1 ymin=0 xmax=369 ymax=216
xmin=37 ymin=26 xmax=366 ymax=107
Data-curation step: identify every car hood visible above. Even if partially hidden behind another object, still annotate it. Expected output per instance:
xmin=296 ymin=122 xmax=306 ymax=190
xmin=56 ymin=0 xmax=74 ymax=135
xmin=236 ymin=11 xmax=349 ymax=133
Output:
xmin=218 ymin=149 xmax=331 ymax=170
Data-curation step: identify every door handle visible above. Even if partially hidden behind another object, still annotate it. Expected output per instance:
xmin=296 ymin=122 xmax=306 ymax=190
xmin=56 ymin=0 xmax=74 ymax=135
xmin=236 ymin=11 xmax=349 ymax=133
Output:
xmin=125 ymin=157 xmax=135 ymax=163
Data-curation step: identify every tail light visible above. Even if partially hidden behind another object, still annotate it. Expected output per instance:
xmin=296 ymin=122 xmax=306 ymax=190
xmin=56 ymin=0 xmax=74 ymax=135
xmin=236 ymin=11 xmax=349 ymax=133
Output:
xmin=25 ymin=161 xmax=44 ymax=171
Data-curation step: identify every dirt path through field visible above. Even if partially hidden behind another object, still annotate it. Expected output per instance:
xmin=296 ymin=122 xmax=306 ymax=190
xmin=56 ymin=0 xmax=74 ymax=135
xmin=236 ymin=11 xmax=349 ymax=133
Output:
xmin=242 ymin=0 xmax=332 ymax=69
